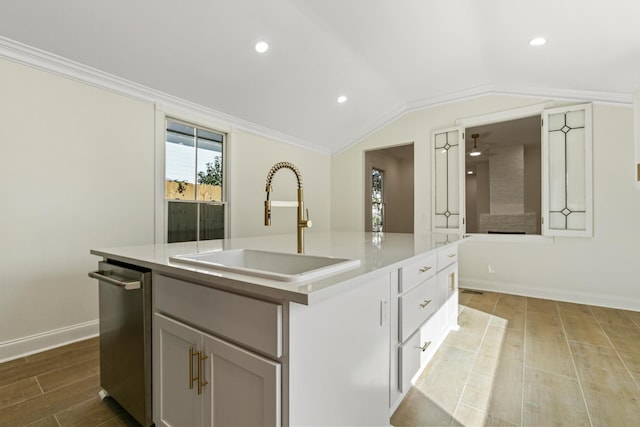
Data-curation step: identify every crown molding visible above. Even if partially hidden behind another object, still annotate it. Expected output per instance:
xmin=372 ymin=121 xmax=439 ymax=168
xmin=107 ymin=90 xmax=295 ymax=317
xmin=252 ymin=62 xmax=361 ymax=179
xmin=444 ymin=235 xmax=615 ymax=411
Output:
xmin=0 ymin=36 xmax=330 ymax=155
xmin=1 ymin=36 xmax=632 ymax=157
xmin=334 ymin=84 xmax=632 ymax=154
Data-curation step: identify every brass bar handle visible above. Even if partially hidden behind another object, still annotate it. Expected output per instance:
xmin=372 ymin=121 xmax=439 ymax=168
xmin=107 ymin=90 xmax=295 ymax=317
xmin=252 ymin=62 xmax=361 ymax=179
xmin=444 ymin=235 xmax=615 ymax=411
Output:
xmin=419 ymin=266 xmax=432 ymax=273
xmin=197 ymin=352 xmax=208 ymax=395
xmin=189 ymin=347 xmax=198 ymax=390
xmin=450 ymin=272 xmax=456 ymax=292
xmin=419 ymin=299 xmax=432 ymax=308
xmin=448 ymin=253 xmax=456 ymax=258
xmin=419 ymin=341 xmax=432 ymax=352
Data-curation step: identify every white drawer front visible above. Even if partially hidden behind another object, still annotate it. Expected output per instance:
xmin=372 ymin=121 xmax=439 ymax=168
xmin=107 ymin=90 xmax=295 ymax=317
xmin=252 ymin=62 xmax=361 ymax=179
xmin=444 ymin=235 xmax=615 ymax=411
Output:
xmin=154 ymin=274 xmax=282 ymax=358
xmin=399 ymin=253 xmax=437 ymax=293
xmin=398 ymin=317 xmax=440 ymax=393
xmin=398 ymin=331 xmax=420 ymax=393
xmin=399 ymin=275 xmax=440 ymax=342
xmin=437 ymin=245 xmax=458 ymax=271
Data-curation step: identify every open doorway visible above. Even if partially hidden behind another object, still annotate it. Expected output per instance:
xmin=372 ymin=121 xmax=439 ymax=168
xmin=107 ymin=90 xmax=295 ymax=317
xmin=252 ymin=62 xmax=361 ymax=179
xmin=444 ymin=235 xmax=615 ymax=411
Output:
xmin=364 ymin=144 xmax=414 ymax=233
xmin=465 ymin=116 xmax=542 ymax=234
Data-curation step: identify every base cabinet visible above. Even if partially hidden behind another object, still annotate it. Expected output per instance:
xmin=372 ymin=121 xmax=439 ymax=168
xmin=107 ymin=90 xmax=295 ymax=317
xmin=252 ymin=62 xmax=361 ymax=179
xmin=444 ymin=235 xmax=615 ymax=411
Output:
xmin=153 ymin=313 xmax=281 ymax=427
xmin=391 ymin=244 xmax=459 ymax=413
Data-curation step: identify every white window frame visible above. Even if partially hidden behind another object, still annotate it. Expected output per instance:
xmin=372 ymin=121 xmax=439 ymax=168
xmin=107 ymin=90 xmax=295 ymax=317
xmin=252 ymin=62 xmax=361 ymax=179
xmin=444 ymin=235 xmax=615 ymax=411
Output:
xmin=432 ymin=102 xmax=593 ymax=238
xmin=541 ymin=103 xmax=593 ymax=237
xmin=431 ymin=126 xmax=465 ymax=234
xmin=154 ymin=105 xmax=231 ymax=243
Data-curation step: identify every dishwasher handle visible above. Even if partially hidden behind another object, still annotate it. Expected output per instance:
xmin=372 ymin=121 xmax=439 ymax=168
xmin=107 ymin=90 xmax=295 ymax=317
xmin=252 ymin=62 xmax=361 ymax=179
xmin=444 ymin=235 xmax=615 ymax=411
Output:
xmin=88 ymin=271 xmax=141 ymax=290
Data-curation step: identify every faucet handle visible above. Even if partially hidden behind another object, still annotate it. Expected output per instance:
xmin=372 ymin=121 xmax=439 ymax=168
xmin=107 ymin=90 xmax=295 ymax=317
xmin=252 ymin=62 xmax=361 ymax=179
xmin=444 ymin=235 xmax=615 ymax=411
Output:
xmin=303 ymin=208 xmax=312 ymax=228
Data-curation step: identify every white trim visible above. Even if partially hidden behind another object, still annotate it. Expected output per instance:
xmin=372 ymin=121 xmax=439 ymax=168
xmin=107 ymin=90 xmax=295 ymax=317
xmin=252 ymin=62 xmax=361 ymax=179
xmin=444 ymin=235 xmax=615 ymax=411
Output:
xmin=0 ymin=36 xmax=329 ymax=155
xmin=1 ymin=36 xmax=633 ymax=156
xmin=634 ymin=89 xmax=640 ymax=188
xmin=0 ymin=320 xmax=99 ymax=363
xmin=459 ymin=278 xmax=640 ymax=312
xmin=542 ymin=103 xmax=593 ymax=237
xmin=431 ymin=126 xmax=465 ymax=234
xmin=463 ymin=234 xmax=555 ymax=245
xmin=456 ymin=102 xmax=552 ymax=127
xmin=154 ymin=107 xmax=167 ymax=244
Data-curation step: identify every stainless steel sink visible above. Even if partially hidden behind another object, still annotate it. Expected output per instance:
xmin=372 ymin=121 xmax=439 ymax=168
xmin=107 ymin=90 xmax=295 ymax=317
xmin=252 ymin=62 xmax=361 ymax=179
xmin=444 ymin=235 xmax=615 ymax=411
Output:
xmin=170 ymin=249 xmax=360 ymax=282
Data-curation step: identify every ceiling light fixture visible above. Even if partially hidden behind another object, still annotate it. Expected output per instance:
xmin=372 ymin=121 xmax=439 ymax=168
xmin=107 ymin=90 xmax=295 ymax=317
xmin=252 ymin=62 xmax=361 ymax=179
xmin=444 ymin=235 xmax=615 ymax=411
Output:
xmin=337 ymin=95 xmax=348 ymax=104
xmin=529 ymin=37 xmax=546 ymax=46
xmin=255 ymin=41 xmax=269 ymax=53
xmin=469 ymin=133 xmax=482 ymax=157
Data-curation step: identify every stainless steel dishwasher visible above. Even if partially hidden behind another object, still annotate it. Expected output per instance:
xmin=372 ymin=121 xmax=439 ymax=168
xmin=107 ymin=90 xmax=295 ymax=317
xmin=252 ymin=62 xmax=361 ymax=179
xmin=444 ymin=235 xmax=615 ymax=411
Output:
xmin=89 ymin=260 xmax=152 ymax=427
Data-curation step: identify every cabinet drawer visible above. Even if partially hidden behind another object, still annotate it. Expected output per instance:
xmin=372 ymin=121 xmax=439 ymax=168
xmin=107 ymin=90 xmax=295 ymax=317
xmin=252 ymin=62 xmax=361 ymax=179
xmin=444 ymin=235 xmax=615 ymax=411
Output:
xmin=399 ymin=275 xmax=440 ymax=342
xmin=399 ymin=253 xmax=437 ymax=293
xmin=398 ymin=317 xmax=440 ymax=393
xmin=154 ymin=274 xmax=282 ymax=358
xmin=437 ymin=245 xmax=458 ymax=271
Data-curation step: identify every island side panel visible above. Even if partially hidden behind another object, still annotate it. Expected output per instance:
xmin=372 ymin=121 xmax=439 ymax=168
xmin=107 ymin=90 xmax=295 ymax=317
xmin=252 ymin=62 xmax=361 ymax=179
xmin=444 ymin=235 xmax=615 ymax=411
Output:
xmin=288 ymin=272 xmax=392 ymax=426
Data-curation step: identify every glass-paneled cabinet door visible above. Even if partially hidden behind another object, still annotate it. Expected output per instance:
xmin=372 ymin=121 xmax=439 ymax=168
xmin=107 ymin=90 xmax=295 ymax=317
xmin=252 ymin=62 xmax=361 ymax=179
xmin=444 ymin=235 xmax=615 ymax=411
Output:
xmin=431 ymin=126 xmax=465 ymax=233
xmin=542 ymin=104 xmax=593 ymax=237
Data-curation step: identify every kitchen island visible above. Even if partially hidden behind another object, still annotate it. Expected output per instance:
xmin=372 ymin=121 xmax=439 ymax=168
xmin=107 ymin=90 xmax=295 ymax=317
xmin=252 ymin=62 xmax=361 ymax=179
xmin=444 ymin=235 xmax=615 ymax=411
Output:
xmin=91 ymin=231 xmax=463 ymax=426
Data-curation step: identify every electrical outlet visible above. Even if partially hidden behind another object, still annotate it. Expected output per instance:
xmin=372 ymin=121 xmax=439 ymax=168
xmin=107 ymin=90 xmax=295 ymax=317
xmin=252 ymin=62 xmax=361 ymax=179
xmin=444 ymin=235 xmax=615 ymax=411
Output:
xmin=488 ymin=264 xmax=496 ymax=274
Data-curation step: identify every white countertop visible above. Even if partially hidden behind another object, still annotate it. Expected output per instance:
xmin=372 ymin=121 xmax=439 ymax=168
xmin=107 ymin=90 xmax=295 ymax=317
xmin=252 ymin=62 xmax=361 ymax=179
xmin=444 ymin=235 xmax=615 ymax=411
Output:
xmin=91 ymin=231 xmax=463 ymax=305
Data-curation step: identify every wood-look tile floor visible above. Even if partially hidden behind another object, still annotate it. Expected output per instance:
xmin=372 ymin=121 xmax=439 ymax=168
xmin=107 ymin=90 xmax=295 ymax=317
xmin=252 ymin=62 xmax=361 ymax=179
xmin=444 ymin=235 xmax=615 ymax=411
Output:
xmin=392 ymin=290 xmax=640 ymax=427
xmin=2 ymin=291 xmax=639 ymax=426
xmin=0 ymin=338 xmax=139 ymax=427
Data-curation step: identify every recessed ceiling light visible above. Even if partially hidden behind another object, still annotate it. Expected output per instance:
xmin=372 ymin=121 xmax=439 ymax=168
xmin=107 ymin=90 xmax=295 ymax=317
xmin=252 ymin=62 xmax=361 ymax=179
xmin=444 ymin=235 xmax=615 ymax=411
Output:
xmin=529 ymin=37 xmax=546 ymax=46
xmin=337 ymin=95 xmax=348 ymax=104
xmin=255 ymin=41 xmax=269 ymax=53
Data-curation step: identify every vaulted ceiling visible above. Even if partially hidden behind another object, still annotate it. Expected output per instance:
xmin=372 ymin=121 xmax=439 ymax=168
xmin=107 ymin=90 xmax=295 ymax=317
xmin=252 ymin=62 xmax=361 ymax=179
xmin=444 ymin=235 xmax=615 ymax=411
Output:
xmin=1 ymin=0 xmax=638 ymax=153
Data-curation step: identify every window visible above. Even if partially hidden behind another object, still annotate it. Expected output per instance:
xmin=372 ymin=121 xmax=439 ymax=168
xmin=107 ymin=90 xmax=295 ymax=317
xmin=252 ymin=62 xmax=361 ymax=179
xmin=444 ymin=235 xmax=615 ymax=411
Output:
xmin=431 ymin=103 xmax=592 ymax=237
xmin=165 ymin=119 xmax=226 ymax=243
xmin=464 ymin=116 xmax=541 ymax=234
xmin=371 ymin=168 xmax=384 ymax=232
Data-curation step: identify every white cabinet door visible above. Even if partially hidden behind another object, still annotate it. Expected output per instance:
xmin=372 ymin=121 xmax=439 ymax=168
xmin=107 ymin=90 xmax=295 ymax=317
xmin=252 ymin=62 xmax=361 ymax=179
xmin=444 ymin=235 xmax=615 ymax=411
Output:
xmin=154 ymin=313 xmax=204 ymax=427
xmin=202 ymin=334 xmax=281 ymax=427
xmin=154 ymin=313 xmax=281 ymax=427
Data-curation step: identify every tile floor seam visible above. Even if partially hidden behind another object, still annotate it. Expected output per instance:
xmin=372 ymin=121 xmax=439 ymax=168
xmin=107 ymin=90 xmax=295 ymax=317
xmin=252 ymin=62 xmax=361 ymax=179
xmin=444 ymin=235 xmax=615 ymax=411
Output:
xmin=558 ymin=300 xmax=594 ymax=427
xmin=588 ymin=306 xmax=640 ymax=394
xmin=450 ymin=297 xmax=494 ymax=424
xmin=521 ymin=361 xmax=584 ymax=381
xmin=34 ymin=376 xmax=44 ymax=395
xmin=626 ymin=312 xmax=640 ymax=329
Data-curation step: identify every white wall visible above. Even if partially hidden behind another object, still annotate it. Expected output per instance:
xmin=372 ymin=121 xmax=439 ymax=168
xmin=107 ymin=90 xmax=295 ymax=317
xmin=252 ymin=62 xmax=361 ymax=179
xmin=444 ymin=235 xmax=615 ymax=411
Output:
xmin=332 ymin=95 xmax=640 ymax=310
xmin=0 ymin=57 xmax=331 ymax=361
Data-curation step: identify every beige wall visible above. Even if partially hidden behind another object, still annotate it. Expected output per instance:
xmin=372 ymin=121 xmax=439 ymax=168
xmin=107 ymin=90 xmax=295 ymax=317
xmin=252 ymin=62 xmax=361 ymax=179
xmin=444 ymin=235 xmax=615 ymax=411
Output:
xmin=0 ymin=57 xmax=156 ymax=353
xmin=635 ymin=89 xmax=640 ymax=188
xmin=228 ymin=129 xmax=331 ymax=238
xmin=0 ymin=57 xmax=331 ymax=360
xmin=364 ymin=148 xmax=414 ymax=233
xmin=332 ymin=95 xmax=640 ymax=310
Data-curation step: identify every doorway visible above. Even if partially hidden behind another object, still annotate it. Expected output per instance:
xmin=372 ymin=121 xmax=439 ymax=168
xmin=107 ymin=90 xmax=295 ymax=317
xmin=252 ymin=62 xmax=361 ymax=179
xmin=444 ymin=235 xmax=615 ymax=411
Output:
xmin=364 ymin=144 xmax=414 ymax=233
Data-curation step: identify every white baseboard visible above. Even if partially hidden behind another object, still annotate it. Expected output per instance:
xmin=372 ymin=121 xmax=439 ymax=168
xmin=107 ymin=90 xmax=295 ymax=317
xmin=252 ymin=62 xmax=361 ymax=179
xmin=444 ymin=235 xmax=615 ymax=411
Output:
xmin=0 ymin=320 xmax=99 ymax=363
xmin=459 ymin=278 xmax=640 ymax=312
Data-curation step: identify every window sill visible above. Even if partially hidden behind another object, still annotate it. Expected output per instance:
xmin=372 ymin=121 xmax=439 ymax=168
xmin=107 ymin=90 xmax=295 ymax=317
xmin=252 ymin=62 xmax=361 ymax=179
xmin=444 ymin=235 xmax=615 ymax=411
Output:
xmin=463 ymin=233 xmax=555 ymax=245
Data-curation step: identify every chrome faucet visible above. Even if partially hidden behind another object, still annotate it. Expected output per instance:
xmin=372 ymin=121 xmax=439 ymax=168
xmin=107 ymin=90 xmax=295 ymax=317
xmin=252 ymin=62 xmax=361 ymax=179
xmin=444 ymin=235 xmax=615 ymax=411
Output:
xmin=264 ymin=162 xmax=312 ymax=254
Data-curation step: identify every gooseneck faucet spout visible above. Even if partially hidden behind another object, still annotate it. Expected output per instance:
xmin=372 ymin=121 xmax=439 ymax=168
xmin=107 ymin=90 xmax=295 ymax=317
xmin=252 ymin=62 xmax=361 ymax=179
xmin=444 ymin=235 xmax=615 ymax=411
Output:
xmin=264 ymin=162 xmax=312 ymax=254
